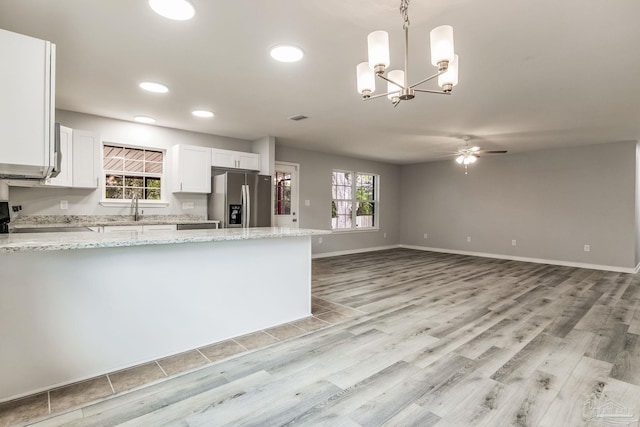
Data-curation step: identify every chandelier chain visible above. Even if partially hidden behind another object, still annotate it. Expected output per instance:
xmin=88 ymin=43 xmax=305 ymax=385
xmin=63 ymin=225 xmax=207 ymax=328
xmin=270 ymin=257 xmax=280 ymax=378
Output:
xmin=400 ymin=0 xmax=410 ymax=30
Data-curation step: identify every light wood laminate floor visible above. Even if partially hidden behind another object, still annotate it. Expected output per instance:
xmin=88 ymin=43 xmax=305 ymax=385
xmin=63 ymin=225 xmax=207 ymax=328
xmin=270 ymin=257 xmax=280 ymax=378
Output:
xmin=13 ymin=249 xmax=640 ymax=426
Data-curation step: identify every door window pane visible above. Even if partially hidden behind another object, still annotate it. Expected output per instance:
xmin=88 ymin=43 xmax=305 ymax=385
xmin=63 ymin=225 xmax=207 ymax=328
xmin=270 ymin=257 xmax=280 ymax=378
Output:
xmin=274 ymin=171 xmax=292 ymax=215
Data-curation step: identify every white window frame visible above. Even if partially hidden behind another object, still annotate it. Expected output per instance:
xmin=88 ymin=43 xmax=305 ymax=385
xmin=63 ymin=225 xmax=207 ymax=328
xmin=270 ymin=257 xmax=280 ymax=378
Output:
xmin=331 ymin=169 xmax=379 ymax=232
xmin=100 ymin=142 xmax=169 ymax=207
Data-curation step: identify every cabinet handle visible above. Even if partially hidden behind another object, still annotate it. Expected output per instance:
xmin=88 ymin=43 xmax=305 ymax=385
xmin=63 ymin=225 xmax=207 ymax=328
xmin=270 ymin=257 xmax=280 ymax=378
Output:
xmin=181 ymin=182 xmax=183 ymax=191
xmin=96 ymin=177 xmax=99 ymax=187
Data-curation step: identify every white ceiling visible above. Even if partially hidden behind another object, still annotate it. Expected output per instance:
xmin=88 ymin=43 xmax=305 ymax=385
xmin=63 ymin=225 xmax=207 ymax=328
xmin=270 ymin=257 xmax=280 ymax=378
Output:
xmin=1 ymin=0 xmax=639 ymax=164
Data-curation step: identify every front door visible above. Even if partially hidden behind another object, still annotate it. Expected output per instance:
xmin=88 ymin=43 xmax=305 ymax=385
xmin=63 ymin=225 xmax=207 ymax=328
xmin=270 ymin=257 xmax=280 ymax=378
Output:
xmin=273 ymin=162 xmax=299 ymax=228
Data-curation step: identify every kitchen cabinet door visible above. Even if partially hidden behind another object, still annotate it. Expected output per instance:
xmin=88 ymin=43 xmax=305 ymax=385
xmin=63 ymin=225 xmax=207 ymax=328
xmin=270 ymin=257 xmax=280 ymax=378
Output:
xmin=142 ymin=224 xmax=177 ymax=232
xmin=211 ymin=148 xmax=260 ymax=171
xmin=45 ymin=126 xmax=73 ymax=187
xmin=237 ymin=152 xmax=260 ymax=170
xmin=211 ymin=148 xmax=236 ymax=169
xmin=172 ymin=145 xmax=212 ymax=193
xmin=0 ymin=29 xmax=56 ymax=178
xmin=102 ymin=225 xmax=142 ymax=233
xmin=72 ymin=130 xmax=100 ymax=188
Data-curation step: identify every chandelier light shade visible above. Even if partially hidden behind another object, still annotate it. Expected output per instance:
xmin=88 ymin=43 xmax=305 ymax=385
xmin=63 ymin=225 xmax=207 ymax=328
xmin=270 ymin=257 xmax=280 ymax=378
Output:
xmin=367 ymin=31 xmax=390 ymax=72
xmin=429 ymin=25 xmax=455 ymax=66
xmin=356 ymin=62 xmax=376 ymax=96
xmin=438 ymin=54 xmax=459 ymax=90
xmin=356 ymin=0 xmax=459 ymax=107
xmin=387 ymin=70 xmax=405 ymax=101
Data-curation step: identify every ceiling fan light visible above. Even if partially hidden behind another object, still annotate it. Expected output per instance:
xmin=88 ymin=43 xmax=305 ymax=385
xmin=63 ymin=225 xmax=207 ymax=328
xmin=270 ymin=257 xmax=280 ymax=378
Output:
xmin=430 ymin=25 xmax=455 ymax=66
xmin=367 ymin=31 xmax=390 ymax=71
xmin=438 ymin=54 xmax=459 ymax=88
xmin=468 ymin=155 xmax=477 ymax=164
xmin=456 ymin=155 xmax=464 ymax=164
xmin=470 ymin=145 xmax=480 ymax=152
xmin=356 ymin=62 xmax=376 ymax=95
xmin=387 ymin=70 xmax=404 ymax=101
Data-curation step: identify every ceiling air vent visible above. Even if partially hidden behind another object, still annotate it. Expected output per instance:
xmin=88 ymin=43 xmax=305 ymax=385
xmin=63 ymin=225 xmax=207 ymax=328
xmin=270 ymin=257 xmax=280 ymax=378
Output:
xmin=288 ymin=114 xmax=308 ymax=121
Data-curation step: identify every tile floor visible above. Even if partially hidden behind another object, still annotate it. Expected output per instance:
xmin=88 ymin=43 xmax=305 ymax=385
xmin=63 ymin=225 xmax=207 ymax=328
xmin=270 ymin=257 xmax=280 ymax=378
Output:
xmin=0 ymin=297 xmax=362 ymax=427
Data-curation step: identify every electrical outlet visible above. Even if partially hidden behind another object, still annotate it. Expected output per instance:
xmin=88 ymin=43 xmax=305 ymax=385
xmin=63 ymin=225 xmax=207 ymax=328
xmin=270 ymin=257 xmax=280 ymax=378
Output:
xmin=60 ymin=200 xmax=68 ymax=210
xmin=318 ymin=237 xmax=323 ymax=244
xmin=182 ymin=202 xmax=195 ymax=210
xmin=584 ymin=244 xmax=590 ymax=252
xmin=304 ymin=200 xmax=310 ymax=206
xmin=467 ymin=236 xmax=472 ymax=242
xmin=512 ymin=239 xmax=517 ymax=246
xmin=383 ymin=232 xmax=387 ymax=238
xmin=423 ymin=233 xmax=428 ymax=239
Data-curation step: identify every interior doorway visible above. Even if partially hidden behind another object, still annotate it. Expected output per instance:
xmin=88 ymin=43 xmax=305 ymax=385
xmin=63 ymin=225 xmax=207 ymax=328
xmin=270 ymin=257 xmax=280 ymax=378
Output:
xmin=273 ymin=162 xmax=300 ymax=228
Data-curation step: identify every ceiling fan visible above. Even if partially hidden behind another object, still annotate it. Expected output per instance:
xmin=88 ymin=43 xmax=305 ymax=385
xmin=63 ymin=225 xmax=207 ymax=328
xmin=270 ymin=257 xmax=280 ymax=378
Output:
xmin=449 ymin=136 xmax=507 ymax=174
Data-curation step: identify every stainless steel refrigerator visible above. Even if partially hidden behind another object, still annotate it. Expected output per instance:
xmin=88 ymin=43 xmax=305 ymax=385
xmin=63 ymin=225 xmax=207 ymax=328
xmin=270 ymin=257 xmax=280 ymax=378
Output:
xmin=208 ymin=172 xmax=272 ymax=228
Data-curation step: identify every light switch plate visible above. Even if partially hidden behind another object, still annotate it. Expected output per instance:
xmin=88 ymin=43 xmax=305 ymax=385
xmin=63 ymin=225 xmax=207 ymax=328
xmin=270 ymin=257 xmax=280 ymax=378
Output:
xmin=304 ymin=200 xmax=310 ymax=206
xmin=60 ymin=200 xmax=68 ymax=210
xmin=182 ymin=202 xmax=195 ymax=210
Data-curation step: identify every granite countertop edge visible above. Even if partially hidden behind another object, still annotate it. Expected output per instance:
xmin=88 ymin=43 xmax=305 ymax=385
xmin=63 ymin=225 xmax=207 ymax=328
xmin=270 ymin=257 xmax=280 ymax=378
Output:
xmin=11 ymin=219 xmax=221 ymax=229
xmin=0 ymin=228 xmax=332 ymax=253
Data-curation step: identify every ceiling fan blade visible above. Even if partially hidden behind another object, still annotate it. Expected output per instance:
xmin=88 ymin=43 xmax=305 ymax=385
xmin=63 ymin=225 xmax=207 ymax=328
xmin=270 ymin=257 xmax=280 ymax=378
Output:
xmin=480 ymin=150 xmax=507 ymax=154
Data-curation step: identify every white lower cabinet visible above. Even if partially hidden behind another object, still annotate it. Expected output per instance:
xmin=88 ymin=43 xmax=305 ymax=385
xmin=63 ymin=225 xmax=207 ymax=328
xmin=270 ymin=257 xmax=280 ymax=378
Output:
xmin=102 ymin=225 xmax=141 ymax=233
xmin=102 ymin=224 xmax=177 ymax=233
xmin=142 ymin=224 xmax=177 ymax=232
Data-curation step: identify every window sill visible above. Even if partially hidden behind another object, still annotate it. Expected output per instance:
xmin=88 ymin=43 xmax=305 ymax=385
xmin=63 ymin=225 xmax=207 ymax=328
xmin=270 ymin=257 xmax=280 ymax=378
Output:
xmin=99 ymin=200 xmax=170 ymax=208
xmin=330 ymin=227 xmax=380 ymax=234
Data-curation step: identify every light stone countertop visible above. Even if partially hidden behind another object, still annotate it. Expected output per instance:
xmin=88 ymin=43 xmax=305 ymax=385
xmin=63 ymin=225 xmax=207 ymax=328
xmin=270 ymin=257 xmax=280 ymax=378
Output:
xmin=0 ymin=227 xmax=331 ymax=253
xmin=9 ymin=214 xmax=219 ymax=229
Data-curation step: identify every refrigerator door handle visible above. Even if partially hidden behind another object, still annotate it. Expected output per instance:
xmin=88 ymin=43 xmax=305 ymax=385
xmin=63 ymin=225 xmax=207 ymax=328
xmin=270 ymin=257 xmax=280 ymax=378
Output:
xmin=245 ymin=184 xmax=251 ymax=228
xmin=241 ymin=185 xmax=246 ymax=228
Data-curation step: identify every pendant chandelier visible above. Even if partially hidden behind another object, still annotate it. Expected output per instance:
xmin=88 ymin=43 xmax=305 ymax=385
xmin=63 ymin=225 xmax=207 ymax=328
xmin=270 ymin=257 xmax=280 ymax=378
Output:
xmin=356 ymin=0 xmax=459 ymax=106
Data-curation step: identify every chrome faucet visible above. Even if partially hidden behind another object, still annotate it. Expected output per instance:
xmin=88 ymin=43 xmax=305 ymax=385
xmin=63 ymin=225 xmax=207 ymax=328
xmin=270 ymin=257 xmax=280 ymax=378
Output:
xmin=131 ymin=193 xmax=139 ymax=221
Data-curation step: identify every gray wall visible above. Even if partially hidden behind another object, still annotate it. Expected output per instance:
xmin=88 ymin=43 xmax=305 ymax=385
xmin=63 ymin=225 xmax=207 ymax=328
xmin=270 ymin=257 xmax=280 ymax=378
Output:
xmin=400 ymin=141 xmax=638 ymax=269
xmin=275 ymin=145 xmax=401 ymax=255
xmin=9 ymin=110 xmax=252 ymax=217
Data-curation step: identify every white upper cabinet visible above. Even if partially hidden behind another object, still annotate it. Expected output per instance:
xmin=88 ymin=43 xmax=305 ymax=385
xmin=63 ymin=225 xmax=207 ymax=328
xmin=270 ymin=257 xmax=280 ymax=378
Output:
xmin=44 ymin=128 xmax=99 ymax=188
xmin=172 ymin=145 xmax=212 ymax=193
xmin=211 ymin=149 xmax=235 ymax=169
xmin=0 ymin=29 xmax=56 ymax=179
xmin=211 ymin=148 xmax=260 ymax=171
xmin=45 ymin=126 xmax=72 ymax=187
xmin=72 ymin=130 xmax=100 ymax=188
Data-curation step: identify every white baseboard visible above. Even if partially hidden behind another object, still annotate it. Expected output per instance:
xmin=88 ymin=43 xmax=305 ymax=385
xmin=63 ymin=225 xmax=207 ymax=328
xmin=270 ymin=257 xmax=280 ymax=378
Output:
xmin=400 ymin=244 xmax=637 ymax=274
xmin=312 ymin=244 xmax=400 ymax=259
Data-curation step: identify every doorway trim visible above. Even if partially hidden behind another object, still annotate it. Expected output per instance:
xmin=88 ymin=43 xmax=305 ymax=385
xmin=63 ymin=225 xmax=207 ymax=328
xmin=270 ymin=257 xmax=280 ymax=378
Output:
xmin=274 ymin=161 xmax=300 ymax=228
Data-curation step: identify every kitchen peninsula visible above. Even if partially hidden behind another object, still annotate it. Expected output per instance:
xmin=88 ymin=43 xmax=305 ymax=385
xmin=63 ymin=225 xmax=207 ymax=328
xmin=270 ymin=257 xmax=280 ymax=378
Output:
xmin=0 ymin=227 xmax=329 ymax=402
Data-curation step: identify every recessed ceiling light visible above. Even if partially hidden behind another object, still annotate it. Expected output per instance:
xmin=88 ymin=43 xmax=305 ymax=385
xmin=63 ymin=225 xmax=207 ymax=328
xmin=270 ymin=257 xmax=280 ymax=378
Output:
xmin=148 ymin=0 xmax=195 ymax=21
xmin=139 ymin=81 xmax=169 ymax=93
xmin=192 ymin=110 xmax=214 ymax=118
xmin=134 ymin=116 xmax=156 ymax=124
xmin=270 ymin=45 xmax=304 ymax=63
